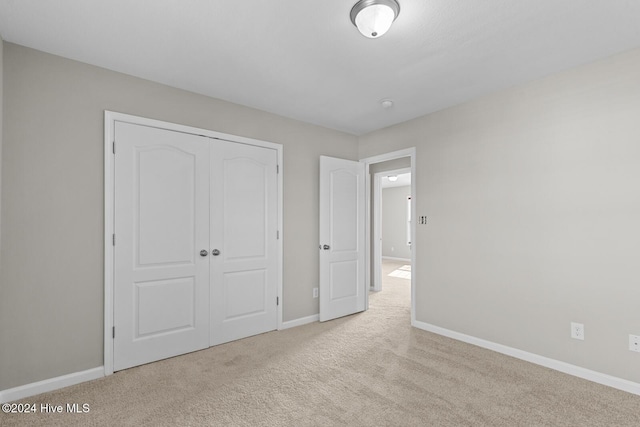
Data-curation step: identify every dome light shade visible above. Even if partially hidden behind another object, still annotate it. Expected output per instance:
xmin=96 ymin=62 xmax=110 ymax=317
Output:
xmin=350 ymin=0 xmax=400 ymax=39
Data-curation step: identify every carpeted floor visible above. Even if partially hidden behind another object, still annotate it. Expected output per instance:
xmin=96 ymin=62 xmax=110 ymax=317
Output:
xmin=2 ymin=263 xmax=639 ymax=426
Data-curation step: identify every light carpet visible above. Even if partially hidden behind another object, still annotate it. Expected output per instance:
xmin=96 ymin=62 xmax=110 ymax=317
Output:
xmin=2 ymin=273 xmax=639 ymax=426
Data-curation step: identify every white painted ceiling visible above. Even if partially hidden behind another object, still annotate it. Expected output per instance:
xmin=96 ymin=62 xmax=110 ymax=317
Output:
xmin=1 ymin=1 xmax=640 ymax=135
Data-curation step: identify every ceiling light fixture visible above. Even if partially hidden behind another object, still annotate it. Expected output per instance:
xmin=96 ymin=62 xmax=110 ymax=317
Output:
xmin=387 ymin=175 xmax=398 ymax=182
xmin=350 ymin=0 xmax=400 ymax=39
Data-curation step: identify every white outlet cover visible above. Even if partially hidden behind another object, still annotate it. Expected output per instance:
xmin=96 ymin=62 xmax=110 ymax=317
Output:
xmin=630 ymin=335 xmax=640 ymax=352
xmin=571 ymin=322 xmax=585 ymax=340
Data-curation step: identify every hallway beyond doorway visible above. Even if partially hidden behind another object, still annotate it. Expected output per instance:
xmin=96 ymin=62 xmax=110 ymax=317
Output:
xmin=372 ymin=259 xmax=411 ymax=308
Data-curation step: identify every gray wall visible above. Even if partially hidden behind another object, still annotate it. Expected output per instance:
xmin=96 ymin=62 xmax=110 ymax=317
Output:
xmin=382 ymin=186 xmax=411 ymax=260
xmin=0 ymin=35 xmax=3 ymax=271
xmin=0 ymin=43 xmax=358 ymax=390
xmin=359 ymin=47 xmax=640 ymax=384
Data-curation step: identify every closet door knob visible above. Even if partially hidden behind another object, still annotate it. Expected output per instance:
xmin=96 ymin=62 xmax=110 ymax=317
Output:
xmin=200 ymin=250 xmax=208 ymax=257
xmin=212 ymin=249 xmax=221 ymax=256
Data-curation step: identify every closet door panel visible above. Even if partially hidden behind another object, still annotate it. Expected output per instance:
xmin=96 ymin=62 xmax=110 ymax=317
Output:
xmin=113 ymin=122 xmax=210 ymax=371
xmin=210 ymin=140 xmax=278 ymax=345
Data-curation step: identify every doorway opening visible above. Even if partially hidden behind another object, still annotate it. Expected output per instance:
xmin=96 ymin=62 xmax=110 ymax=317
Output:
xmin=377 ymin=169 xmax=412 ymax=311
xmin=374 ymin=169 xmax=411 ymax=294
xmin=361 ymin=148 xmax=416 ymax=324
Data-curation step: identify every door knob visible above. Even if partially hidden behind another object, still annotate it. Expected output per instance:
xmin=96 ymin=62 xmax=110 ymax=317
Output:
xmin=212 ymin=249 xmax=221 ymax=256
xmin=200 ymin=250 xmax=208 ymax=257
xmin=323 ymin=244 xmax=330 ymax=250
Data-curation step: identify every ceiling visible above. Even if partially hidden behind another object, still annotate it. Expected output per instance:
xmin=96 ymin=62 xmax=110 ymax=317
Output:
xmin=1 ymin=1 xmax=640 ymax=135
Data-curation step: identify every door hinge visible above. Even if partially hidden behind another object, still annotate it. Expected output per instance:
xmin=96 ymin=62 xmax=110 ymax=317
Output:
xmin=277 ymin=230 xmax=280 ymax=240
xmin=112 ymin=234 xmax=116 ymax=246
xmin=277 ymin=164 xmax=279 ymax=174
xmin=112 ymin=141 xmax=115 ymax=154
xmin=277 ymin=296 xmax=279 ymax=306
xmin=112 ymin=326 xmax=115 ymax=339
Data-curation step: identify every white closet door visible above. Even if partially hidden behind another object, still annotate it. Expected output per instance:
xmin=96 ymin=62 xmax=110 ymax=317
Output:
xmin=210 ymin=140 xmax=279 ymax=345
xmin=319 ymin=156 xmax=366 ymax=322
xmin=113 ymin=122 xmax=210 ymax=371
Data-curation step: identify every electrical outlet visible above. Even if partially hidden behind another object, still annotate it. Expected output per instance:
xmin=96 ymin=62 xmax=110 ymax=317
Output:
xmin=571 ymin=322 xmax=584 ymax=340
xmin=313 ymin=287 xmax=319 ymax=298
xmin=630 ymin=335 xmax=640 ymax=353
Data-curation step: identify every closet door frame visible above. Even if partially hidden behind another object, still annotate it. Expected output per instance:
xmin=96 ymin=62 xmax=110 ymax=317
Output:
xmin=103 ymin=111 xmax=284 ymax=376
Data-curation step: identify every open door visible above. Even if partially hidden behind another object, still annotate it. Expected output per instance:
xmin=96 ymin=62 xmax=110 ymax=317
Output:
xmin=319 ymin=156 xmax=366 ymax=322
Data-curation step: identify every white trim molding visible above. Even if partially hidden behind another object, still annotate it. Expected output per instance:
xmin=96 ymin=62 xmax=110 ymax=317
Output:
xmin=412 ymin=320 xmax=640 ymax=396
xmin=280 ymin=314 xmax=319 ymax=330
xmin=0 ymin=367 xmax=104 ymax=403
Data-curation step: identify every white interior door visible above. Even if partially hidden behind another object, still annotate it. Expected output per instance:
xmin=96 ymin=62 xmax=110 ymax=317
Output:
xmin=114 ymin=122 xmax=210 ymax=371
xmin=319 ymin=156 xmax=366 ymax=322
xmin=210 ymin=140 xmax=279 ymax=345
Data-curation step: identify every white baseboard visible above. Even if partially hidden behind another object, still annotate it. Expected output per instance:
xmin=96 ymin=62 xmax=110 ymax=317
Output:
xmin=1 ymin=314 xmax=319 ymax=402
xmin=8 ymin=323 xmax=636 ymax=403
xmin=0 ymin=367 xmax=104 ymax=403
xmin=412 ymin=320 xmax=640 ymax=396
xmin=280 ymin=314 xmax=319 ymax=330
xmin=382 ymin=256 xmax=411 ymax=262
